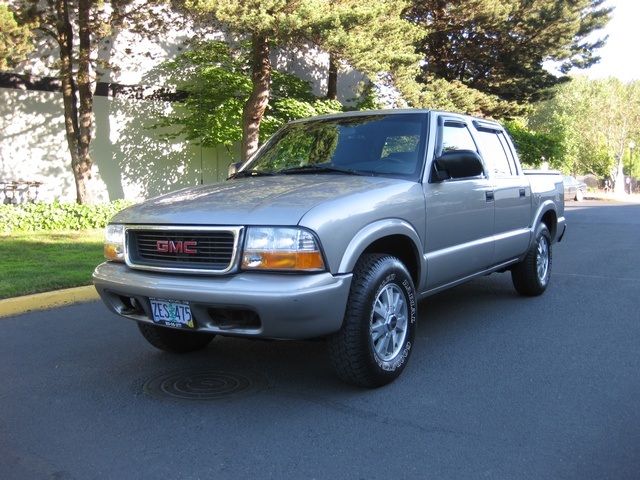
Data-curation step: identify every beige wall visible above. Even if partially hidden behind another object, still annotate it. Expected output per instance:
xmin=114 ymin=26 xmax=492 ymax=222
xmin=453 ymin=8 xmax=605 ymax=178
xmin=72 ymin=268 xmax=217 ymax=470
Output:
xmin=1 ymin=86 xmax=237 ymax=203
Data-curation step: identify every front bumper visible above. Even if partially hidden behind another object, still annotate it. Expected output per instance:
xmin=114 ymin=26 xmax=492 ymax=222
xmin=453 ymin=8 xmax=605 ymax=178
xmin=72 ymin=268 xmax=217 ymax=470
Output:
xmin=93 ymin=262 xmax=352 ymax=339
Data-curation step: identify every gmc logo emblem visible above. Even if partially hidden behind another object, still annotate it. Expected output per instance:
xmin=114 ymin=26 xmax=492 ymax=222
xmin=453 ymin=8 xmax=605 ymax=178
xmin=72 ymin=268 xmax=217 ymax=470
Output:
xmin=156 ymin=240 xmax=198 ymax=254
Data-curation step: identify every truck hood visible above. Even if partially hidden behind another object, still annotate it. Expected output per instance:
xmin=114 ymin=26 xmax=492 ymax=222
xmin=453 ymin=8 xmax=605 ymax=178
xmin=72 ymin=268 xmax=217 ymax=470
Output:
xmin=111 ymin=175 xmax=414 ymax=226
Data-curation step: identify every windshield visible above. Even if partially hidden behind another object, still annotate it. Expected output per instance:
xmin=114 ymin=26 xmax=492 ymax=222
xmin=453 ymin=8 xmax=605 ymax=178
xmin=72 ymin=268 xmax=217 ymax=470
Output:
xmin=237 ymin=113 xmax=428 ymax=180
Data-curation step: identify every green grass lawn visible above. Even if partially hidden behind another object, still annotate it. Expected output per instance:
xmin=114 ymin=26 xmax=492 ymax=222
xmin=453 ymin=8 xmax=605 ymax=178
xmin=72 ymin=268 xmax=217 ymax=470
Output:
xmin=0 ymin=230 xmax=105 ymax=299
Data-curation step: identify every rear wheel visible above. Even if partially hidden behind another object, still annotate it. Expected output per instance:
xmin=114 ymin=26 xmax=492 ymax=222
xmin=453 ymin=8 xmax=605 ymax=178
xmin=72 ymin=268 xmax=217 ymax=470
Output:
xmin=328 ymin=254 xmax=417 ymax=388
xmin=137 ymin=322 xmax=215 ymax=353
xmin=511 ymin=223 xmax=552 ymax=296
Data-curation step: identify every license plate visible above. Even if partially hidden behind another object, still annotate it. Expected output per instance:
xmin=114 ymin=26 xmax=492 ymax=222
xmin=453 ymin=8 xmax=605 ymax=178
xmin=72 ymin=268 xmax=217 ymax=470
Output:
xmin=149 ymin=298 xmax=194 ymax=329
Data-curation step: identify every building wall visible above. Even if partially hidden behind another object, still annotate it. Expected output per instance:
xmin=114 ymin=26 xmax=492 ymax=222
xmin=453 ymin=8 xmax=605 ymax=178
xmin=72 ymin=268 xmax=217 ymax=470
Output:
xmin=1 ymin=82 xmax=235 ymax=204
xmin=1 ymin=86 xmax=71 ymax=203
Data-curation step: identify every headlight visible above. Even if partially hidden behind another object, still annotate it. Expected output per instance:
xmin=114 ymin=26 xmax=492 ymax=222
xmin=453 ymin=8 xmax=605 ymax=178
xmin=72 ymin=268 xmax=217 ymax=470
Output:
xmin=242 ymin=227 xmax=325 ymax=272
xmin=104 ymin=224 xmax=125 ymax=261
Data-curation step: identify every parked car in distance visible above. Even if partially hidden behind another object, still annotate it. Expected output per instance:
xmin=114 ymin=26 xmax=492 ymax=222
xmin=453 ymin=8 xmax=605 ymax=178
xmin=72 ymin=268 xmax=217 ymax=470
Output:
xmin=563 ymin=175 xmax=587 ymax=202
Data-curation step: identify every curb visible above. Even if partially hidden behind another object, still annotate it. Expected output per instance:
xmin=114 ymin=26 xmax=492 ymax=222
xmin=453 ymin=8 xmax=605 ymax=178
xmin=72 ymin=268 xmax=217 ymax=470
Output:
xmin=0 ymin=286 xmax=100 ymax=319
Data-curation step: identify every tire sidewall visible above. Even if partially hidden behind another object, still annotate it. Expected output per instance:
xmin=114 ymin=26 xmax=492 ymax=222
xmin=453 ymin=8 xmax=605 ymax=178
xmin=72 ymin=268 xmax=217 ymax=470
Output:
xmin=356 ymin=256 xmax=417 ymax=383
xmin=511 ymin=222 xmax=553 ymax=297
xmin=536 ymin=224 xmax=552 ymax=289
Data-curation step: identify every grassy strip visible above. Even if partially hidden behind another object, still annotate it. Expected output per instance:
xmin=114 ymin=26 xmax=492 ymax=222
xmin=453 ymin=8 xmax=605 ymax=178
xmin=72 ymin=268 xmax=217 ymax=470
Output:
xmin=0 ymin=230 xmax=104 ymax=299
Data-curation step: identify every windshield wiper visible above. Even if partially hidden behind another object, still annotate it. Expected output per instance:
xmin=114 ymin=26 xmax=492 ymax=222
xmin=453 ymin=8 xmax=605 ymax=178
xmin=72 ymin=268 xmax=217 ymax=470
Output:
xmin=279 ymin=165 xmax=361 ymax=175
xmin=229 ymin=169 xmax=277 ymax=179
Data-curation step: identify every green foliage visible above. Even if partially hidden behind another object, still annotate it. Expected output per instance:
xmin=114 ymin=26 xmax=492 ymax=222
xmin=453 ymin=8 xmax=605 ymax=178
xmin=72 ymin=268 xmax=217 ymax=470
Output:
xmin=408 ymin=0 xmax=612 ymax=110
xmin=264 ymin=69 xmax=345 ymax=138
xmin=155 ymin=40 xmax=344 ymax=158
xmin=405 ymin=77 xmax=520 ymax=118
xmin=528 ymin=76 xmax=640 ymax=180
xmin=154 ymin=41 xmax=251 ymax=150
xmin=300 ymin=0 xmax=421 ymax=78
xmin=504 ymin=120 xmax=564 ymax=169
xmin=187 ymin=0 xmax=419 ymax=160
xmin=0 ymin=200 xmax=134 ymax=234
xmin=0 ymin=4 xmax=33 ymax=69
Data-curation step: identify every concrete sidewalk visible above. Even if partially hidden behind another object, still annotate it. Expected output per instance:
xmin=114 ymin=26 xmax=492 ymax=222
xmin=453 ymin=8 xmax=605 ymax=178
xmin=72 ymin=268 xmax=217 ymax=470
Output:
xmin=587 ymin=192 xmax=640 ymax=203
xmin=0 ymin=286 xmax=99 ymax=318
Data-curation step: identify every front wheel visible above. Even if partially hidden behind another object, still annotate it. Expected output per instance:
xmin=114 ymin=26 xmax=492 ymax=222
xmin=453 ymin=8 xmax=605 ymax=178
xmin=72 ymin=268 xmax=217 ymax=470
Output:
xmin=137 ymin=322 xmax=215 ymax=353
xmin=328 ymin=254 xmax=417 ymax=388
xmin=511 ymin=223 xmax=552 ymax=297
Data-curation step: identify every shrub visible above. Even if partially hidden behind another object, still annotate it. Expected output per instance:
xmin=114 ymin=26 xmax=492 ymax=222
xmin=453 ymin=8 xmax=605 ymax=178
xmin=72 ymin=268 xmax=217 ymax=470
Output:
xmin=0 ymin=200 xmax=134 ymax=234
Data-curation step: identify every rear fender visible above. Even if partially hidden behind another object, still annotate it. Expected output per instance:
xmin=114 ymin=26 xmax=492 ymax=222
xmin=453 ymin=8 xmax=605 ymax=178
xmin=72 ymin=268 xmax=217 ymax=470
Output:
xmin=532 ymin=200 xmax=561 ymax=243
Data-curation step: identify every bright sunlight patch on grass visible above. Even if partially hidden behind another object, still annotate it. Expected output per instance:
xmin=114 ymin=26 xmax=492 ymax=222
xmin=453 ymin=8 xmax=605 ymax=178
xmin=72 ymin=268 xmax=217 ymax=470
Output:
xmin=0 ymin=230 xmax=105 ymax=299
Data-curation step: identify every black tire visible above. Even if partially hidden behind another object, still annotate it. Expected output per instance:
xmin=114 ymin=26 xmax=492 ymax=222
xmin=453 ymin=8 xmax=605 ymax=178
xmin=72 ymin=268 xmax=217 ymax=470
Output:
xmin=137 ymin=322 xmax=215 ymax=353
xmin=511 ymin=223 xmax=552 ymax=297
xmin=328 ymin=254 xmax=417 ymax=388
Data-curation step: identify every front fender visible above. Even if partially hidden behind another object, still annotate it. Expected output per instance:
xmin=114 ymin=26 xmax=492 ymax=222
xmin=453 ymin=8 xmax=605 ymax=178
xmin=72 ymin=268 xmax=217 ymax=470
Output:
xmin=337 ymin=219 xmax=422 ymax=274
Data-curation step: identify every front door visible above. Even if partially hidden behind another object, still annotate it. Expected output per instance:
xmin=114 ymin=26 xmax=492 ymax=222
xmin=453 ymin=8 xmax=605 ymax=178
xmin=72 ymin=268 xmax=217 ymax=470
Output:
xmin=423 ymin=116 xmax=495 ymax=291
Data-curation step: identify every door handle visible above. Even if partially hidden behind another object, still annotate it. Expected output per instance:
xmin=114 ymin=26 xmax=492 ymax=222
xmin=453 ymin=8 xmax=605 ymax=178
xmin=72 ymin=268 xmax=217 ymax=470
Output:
xmin=486 ymin=190 xmax=495 ymax=202
xmin=519 ymin=188 xmax=526 ymax=198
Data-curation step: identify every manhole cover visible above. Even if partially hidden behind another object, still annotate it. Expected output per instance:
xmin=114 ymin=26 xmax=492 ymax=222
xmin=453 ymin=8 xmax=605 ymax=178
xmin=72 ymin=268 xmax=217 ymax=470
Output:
xmin=144 ymin=369 xmax=269 ymax=402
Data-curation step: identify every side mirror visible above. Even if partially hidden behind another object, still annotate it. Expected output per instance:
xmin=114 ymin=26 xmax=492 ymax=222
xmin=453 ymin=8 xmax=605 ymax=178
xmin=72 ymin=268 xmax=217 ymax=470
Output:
xmin=433 ymin=150 xmax=484 ymax=181
xmin=228 ymin=162 xmax=243 ymax=177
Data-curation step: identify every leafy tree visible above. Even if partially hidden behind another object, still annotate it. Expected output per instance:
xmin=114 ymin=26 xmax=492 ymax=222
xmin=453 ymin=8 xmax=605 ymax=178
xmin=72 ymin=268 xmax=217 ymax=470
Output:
xmin=529 ymin=76 xmax=640 ymax=191
xmin=155 ymin=40 xmax=343 ymax=159
xmin=9 ymin=0 xmax=168 ymax=204
xmin=0 ymin=3 xmax=33 ymax=69
xmin=504 ymin=119 xmax=563 ymax=169
xmin=407 ymin=0 xmax=612 ymax=109
xmin=189 ymin=0 xmax=421 ymax=162
xmin=188 ymin=0 xmax=298 ymax=162
xmin=298 ymin=0 xmax=421 ymax=101
xmin=406 ymin=76 xmax=516 ymax=117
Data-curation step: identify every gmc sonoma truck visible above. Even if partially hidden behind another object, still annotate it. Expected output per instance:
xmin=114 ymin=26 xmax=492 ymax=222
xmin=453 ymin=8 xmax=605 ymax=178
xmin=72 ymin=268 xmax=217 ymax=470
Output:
xmin=93 ymin=109 xmax=566 ymax=388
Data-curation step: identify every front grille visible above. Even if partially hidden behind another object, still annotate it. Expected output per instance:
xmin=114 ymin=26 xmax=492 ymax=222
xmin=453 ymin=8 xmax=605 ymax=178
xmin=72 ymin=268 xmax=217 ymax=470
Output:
xmin=126 ymin=227 xmax=242 ymax=274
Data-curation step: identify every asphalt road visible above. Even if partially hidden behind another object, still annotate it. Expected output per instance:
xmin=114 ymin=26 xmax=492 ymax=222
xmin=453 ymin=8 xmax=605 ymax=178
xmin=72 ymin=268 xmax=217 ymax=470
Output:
xmin=1 ymin=200 xmax=639 ymax=480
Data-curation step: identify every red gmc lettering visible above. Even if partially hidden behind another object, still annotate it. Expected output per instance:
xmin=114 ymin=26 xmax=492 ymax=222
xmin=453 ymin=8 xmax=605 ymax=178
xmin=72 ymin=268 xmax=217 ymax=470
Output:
xmin=155 ymin=240 xmax=198 ymax=254
xmin=182 ymin=241 xmax=198 ymax=254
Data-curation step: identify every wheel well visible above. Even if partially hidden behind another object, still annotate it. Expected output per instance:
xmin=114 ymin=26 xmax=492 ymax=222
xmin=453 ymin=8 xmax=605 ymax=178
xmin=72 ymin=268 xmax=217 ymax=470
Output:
xmin=540 ymin=210 xmax=558 ymax=240
xmin=361 ymin=235 xmax=420 ymax=286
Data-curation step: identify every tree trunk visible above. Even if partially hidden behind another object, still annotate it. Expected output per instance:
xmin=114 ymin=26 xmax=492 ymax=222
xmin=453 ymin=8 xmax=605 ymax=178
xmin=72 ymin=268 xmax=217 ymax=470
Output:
xmin=614 ymin=155 xmax=626 ymax=195
xmin=76 ymin=0 xmax=94 ymax=204
xmin=613 ymin=120 xmax=629 ymax=196
xmin=241 ymin=33 xmax=271 ymax=163
xmin=55 ymin=0 xmax=94 ymax=204
xmin=327 ymin=51 xmax=338 ymax=100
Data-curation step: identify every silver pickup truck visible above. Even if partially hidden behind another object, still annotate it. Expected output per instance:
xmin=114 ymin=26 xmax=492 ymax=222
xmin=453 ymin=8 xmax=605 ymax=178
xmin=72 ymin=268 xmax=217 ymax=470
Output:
xmin=93 ymin=109 xmax=566 ymax=387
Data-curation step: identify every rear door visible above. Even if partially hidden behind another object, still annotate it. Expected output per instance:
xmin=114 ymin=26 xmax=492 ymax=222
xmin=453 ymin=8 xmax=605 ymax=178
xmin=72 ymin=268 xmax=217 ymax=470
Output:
xmin=472 ymin=121 xmax=531 ymax=264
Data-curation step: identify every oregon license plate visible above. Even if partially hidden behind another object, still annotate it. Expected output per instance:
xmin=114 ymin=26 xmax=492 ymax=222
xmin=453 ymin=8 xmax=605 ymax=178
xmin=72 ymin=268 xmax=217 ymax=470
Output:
xmin=150 ymin=298 xmax=194 ymax=329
